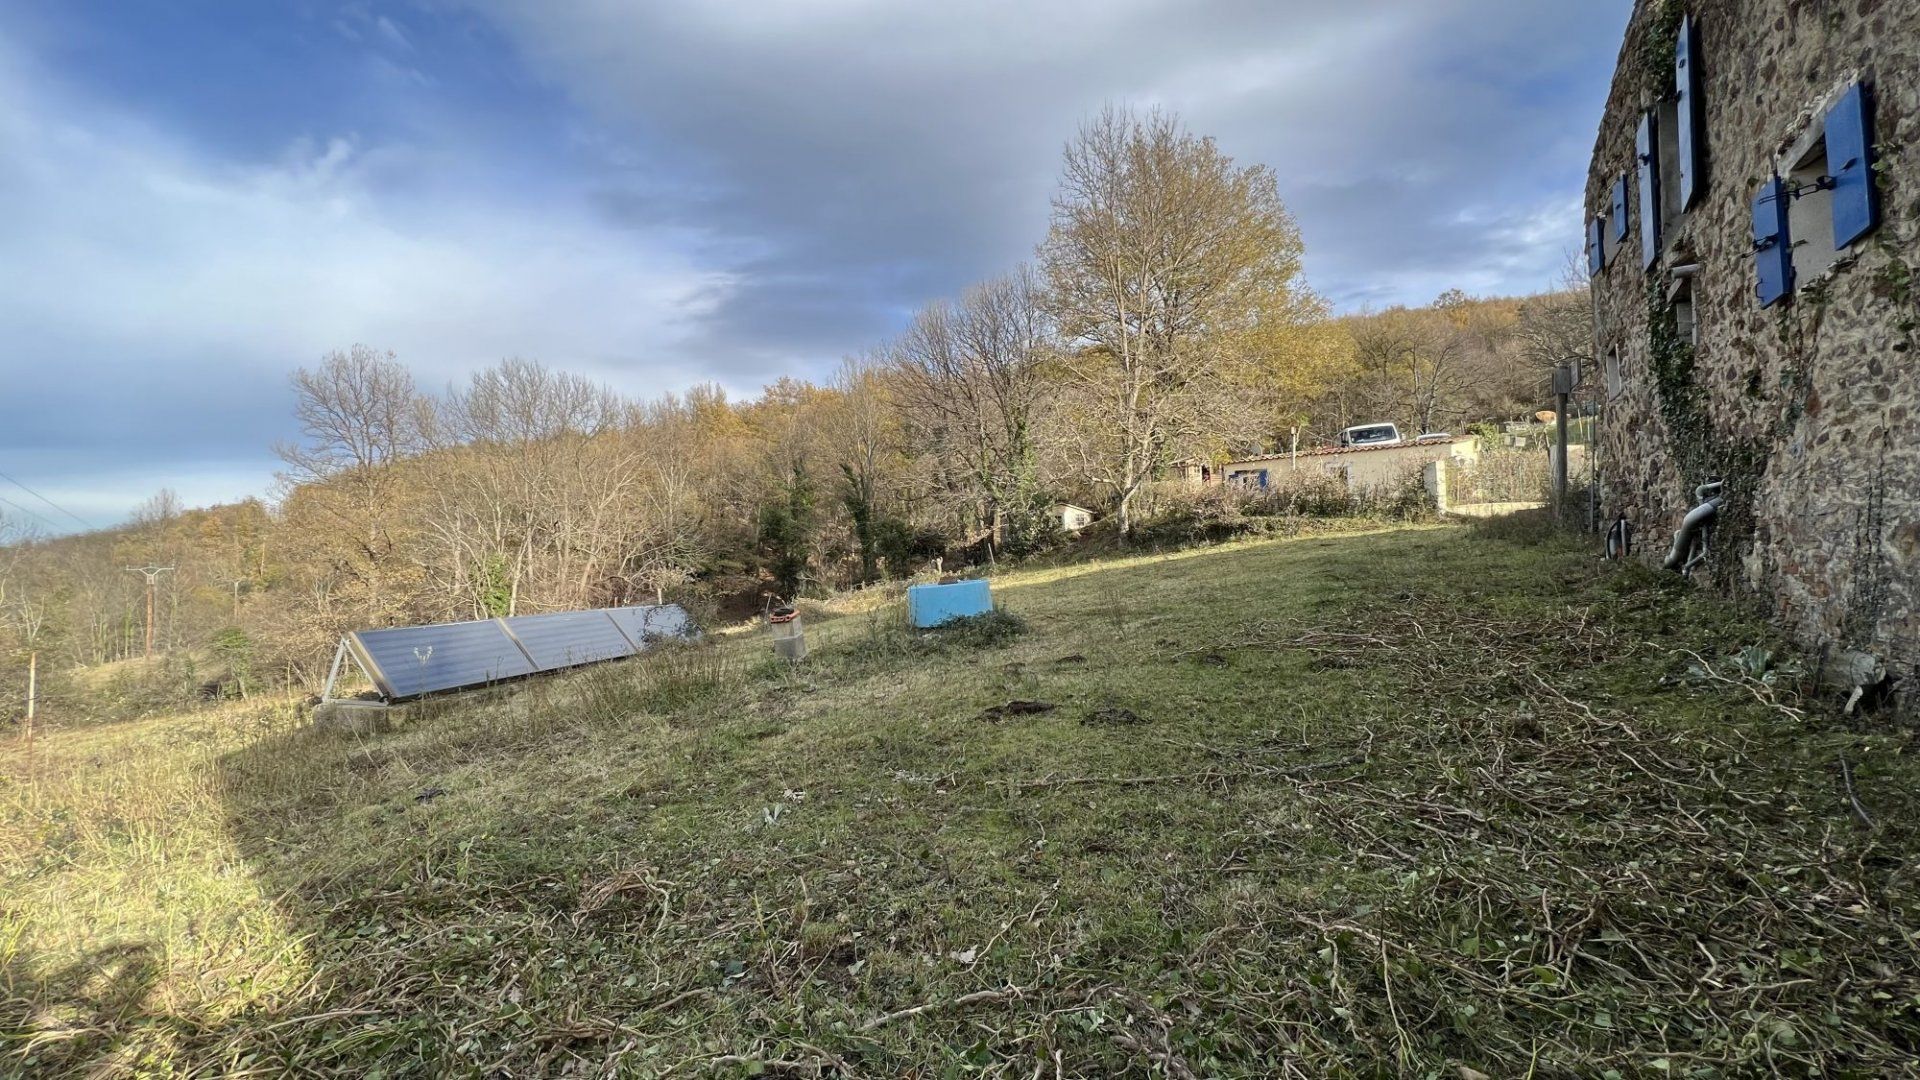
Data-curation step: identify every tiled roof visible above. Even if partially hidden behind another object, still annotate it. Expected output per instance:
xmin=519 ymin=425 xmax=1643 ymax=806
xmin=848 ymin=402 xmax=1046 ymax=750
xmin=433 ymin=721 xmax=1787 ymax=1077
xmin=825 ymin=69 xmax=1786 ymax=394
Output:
xmin=1224 ymin=435 xmax=1471 ymax=465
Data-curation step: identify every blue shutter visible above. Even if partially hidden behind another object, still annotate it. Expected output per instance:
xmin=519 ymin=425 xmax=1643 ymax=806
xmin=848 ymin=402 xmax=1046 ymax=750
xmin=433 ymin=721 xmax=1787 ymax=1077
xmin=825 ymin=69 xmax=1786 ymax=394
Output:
xmin=1588 ymin=216 xmax=1605 ymax=275
xmin=1825 ymin=82 xmax=1880 ymax=248
xmin=1753 ymin=176 xmax=1793 ymax=307
xmin=1612 ymin=175 xmax=1630 ymax=243
xmin=1637 ymin=111 xmax=1660 ymax=268
xmin=1676 ymin=15 xmax=1705 ymax=209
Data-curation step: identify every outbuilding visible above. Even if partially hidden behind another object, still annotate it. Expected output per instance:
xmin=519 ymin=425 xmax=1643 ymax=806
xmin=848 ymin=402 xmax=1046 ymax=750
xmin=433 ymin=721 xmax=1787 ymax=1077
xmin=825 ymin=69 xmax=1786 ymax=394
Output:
xmin=1052 ymin=503 xmax=1094 ymax=532
xmin=1221 ymin=435 xmax=1479 ymax=492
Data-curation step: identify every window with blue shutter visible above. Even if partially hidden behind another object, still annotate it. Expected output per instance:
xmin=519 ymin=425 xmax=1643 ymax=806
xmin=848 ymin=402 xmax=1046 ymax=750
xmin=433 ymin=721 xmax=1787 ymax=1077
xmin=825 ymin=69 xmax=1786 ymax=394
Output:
xmin=1612 ymin=175 xmax=1630 ymax=243
xmin=1637 ymin=111 xmax=1661 ymax=268
xmin=1588 ymin=216 xmax=1605 ymax=275
xmin=1824 ymin=82 xmax=1879 ymax=248
xmin=1753 ymin=177 xmax=1793 ymax=307
xmin=1676 ymin=15 xmax=1705 ymax=209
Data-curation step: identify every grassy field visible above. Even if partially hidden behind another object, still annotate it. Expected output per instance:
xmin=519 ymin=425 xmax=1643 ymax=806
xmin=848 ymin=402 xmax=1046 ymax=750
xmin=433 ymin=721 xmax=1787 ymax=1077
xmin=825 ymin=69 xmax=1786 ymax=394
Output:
xmin=4 ymin=521 xmax=1919 ymax=1077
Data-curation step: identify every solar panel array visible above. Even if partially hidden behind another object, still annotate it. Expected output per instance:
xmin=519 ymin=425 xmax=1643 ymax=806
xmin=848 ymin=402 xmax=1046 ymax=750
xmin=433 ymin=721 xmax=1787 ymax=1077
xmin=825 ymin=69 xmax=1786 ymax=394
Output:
xmin=342 ymin=603 xmax=698 ymax=702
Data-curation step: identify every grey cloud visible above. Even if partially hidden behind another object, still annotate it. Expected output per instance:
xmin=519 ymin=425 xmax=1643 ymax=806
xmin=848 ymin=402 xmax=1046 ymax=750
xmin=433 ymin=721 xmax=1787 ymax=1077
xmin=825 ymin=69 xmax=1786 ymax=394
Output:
xmin=3 ymin=1 xmax=1634 ymax=524
xmin=470 ymin=0 xmax=1630 ymax=360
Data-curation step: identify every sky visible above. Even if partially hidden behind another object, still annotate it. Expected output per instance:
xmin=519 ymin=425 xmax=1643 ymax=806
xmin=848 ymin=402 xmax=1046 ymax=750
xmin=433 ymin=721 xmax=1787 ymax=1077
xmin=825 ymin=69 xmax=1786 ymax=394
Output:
xmin=0 ymin=0 xmax=1630 ymax=535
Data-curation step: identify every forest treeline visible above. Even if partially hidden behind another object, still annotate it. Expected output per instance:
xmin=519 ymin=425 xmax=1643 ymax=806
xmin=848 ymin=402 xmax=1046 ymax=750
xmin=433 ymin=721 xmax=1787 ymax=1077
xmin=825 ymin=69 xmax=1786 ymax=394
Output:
xmin=0 ymin=108 xmax=1586 ymax=715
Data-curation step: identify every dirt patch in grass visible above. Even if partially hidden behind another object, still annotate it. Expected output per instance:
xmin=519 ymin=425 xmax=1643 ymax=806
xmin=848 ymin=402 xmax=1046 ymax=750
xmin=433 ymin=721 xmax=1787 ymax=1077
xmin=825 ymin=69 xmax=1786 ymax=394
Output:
xmin=978 ymin=700 xmax=1057 ymax=721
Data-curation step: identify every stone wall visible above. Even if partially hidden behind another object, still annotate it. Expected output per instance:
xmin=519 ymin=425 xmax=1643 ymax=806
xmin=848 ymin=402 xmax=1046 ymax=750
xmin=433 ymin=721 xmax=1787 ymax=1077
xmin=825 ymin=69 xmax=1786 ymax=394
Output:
xmin=1588 ymin=0 xmax=1920 ymax=698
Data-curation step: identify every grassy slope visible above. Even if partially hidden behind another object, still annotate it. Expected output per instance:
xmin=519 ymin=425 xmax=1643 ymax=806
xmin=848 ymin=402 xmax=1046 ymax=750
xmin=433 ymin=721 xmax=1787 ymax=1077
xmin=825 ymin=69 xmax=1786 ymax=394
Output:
xmin=4 ymin=522 xmax=1918 ymax=1078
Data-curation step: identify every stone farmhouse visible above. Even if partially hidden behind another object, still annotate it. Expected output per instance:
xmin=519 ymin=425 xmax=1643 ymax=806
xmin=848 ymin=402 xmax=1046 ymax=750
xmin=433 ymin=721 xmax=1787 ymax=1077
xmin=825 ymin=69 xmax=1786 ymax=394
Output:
xmin=1586 ymin=0 xmax=1918 ymax=702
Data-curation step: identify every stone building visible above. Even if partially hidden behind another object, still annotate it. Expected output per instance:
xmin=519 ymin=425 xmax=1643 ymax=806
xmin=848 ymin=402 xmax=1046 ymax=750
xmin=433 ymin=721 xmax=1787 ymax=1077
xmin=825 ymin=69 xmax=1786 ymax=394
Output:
xmin=1586 ymin=0 xmax=1918 ymax=701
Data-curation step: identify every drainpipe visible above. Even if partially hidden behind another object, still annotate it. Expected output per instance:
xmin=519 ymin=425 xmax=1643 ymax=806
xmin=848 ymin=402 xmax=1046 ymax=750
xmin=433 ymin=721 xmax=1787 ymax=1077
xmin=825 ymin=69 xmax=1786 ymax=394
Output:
xmin=1663 ymin=481 xmax=1725 ymax=572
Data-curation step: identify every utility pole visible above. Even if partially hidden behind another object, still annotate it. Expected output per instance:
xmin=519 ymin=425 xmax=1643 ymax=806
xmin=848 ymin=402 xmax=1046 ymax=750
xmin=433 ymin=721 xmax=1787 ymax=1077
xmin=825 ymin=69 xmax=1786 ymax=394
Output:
xmin=1551 ymin=366 xmax=1573 ymax=518
xmin=24 ymin=650 xmax=35 ymax=738
xmin=125 ymin=565 xmax=175 ymax=660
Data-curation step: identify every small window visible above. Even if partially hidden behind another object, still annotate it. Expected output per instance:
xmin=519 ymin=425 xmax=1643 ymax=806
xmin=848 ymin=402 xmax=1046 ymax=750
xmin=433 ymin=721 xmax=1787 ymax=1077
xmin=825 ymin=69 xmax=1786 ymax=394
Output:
xmin=1591 ymin=198 xmax=1627 ymax=272
xmin=1786 ymin=139 xmax=1840 ymax=282
xmin=1673 ymin=287 xmax=1697 ymax=347
xmin=1605 ymin=346 xmax=1623 ymax=400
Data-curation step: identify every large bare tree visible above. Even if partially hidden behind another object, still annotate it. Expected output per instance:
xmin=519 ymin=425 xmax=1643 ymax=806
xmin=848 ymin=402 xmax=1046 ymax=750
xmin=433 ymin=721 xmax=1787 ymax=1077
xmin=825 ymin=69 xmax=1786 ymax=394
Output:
xmin=1040 ymin=106 xmax=1313 ymax=535
xmin=275 ymin=345 xmax=434 ymax=629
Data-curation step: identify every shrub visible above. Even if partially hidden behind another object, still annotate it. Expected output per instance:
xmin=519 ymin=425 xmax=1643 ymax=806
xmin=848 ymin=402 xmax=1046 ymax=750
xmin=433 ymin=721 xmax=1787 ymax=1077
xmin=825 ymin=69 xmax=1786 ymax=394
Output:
xmin=834 ymin=604 xmax=1028 ymax=667
xmin=1133 ymin=468 xmax=1437 ymax=547
xmin=929 ymin=609 xmax=1028 ymax=648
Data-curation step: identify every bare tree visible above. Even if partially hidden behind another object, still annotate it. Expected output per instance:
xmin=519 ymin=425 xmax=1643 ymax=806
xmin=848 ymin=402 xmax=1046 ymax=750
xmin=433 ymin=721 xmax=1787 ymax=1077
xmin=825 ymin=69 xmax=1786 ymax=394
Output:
xmin=1517 ymin=258 xmax=1595 ymax=401
xmin=427 ymin=359 xmax=637 ymax=616
xmin=890 ymin=266 xmax=1054 ymax=545
xmin=278 ymin=345 xmax=432 ymax=482
xmin=820 ymin=352 xmax=902 ymax=581
xmin=130 ymin=488 xmax=182 ymax=527
xmin=275 ymin=346 xmax=434 ymax=626
xmin=1357 ymin=303 xmax=1475 ymax=436
xmin=1041 ymin=105 xmax=1312 ymax=535
xmin=442 ymin=357 xmax=622 ymax=446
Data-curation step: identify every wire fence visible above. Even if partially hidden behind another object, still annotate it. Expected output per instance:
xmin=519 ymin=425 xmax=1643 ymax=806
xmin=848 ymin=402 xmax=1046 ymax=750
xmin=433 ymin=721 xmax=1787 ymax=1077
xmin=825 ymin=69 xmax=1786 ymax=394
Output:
xmin=1448 ymin=449 xmax=1550 ymax=507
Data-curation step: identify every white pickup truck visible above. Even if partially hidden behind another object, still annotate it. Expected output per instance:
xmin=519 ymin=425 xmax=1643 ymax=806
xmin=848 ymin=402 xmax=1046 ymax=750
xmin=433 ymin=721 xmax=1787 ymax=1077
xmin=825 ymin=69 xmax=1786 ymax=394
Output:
xmin=1337 ymin=423 xmax=1403 ymax=447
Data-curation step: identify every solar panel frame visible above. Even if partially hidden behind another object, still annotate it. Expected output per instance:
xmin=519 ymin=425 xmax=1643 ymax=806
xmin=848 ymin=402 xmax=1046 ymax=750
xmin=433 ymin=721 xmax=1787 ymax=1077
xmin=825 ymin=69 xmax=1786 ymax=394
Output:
xmin=501 ymin=611 xmax=636 ymax=671
xmin=349 ymin=618 xmax=538 ymax=700
xmin=606 ymin=604 xmax=699 ymax=648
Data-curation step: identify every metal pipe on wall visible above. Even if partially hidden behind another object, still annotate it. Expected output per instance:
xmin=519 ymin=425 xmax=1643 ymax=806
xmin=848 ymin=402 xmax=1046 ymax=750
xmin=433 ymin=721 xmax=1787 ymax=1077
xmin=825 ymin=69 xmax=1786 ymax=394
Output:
xmin=1663 ymin=482 xmax=1725 ymax=572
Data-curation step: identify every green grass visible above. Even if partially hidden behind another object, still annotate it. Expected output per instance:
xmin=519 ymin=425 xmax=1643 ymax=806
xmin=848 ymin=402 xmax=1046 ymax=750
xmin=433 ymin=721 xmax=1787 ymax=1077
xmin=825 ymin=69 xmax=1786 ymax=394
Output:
xmin=4 ymin=522 xmax=1919 ymax=1077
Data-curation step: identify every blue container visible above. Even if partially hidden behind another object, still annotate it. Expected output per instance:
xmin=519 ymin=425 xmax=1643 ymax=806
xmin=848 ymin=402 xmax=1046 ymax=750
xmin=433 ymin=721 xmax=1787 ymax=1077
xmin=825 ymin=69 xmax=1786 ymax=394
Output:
xmin=907 ymin=580 xmax=994 ymax=628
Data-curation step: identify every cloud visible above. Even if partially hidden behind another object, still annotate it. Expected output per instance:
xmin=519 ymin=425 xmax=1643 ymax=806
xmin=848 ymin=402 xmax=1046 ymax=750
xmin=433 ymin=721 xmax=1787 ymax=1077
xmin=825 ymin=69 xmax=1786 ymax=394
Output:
xmin=0 ymin=1 xmax=1632 ymax=529
xmin=464 ymin=0 xmax=1628 ymax=324
xmin=0 ymin=42 xmax=737 ymax=529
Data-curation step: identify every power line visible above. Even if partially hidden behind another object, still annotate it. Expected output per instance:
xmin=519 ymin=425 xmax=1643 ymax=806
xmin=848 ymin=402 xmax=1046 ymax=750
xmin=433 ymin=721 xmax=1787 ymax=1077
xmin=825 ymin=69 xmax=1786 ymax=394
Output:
xmin=0 ymin=492 xmax=57 ymax=532
xmin=0 ymin=468 xmax=94 ymax=530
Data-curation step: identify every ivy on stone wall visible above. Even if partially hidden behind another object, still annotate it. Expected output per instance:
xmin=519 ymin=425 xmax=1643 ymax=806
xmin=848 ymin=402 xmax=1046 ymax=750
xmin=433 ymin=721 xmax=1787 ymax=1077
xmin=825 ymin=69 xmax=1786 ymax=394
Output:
xmin=1645 ymin=278 xmax=1710 ymax=483
xmin=1637 ymin=0 xmax=1686 ymax=99
xmin=1644 ymin=278 xmax=1769 ymax=591
xmin=1873 ymin=243 xmax=1917 ymax=352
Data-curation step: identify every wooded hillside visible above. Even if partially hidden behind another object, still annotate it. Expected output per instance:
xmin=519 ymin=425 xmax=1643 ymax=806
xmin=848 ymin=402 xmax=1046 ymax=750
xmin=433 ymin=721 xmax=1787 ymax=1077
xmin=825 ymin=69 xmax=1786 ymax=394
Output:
xmin=0 ymin=109 xmax=1587 ymax=717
